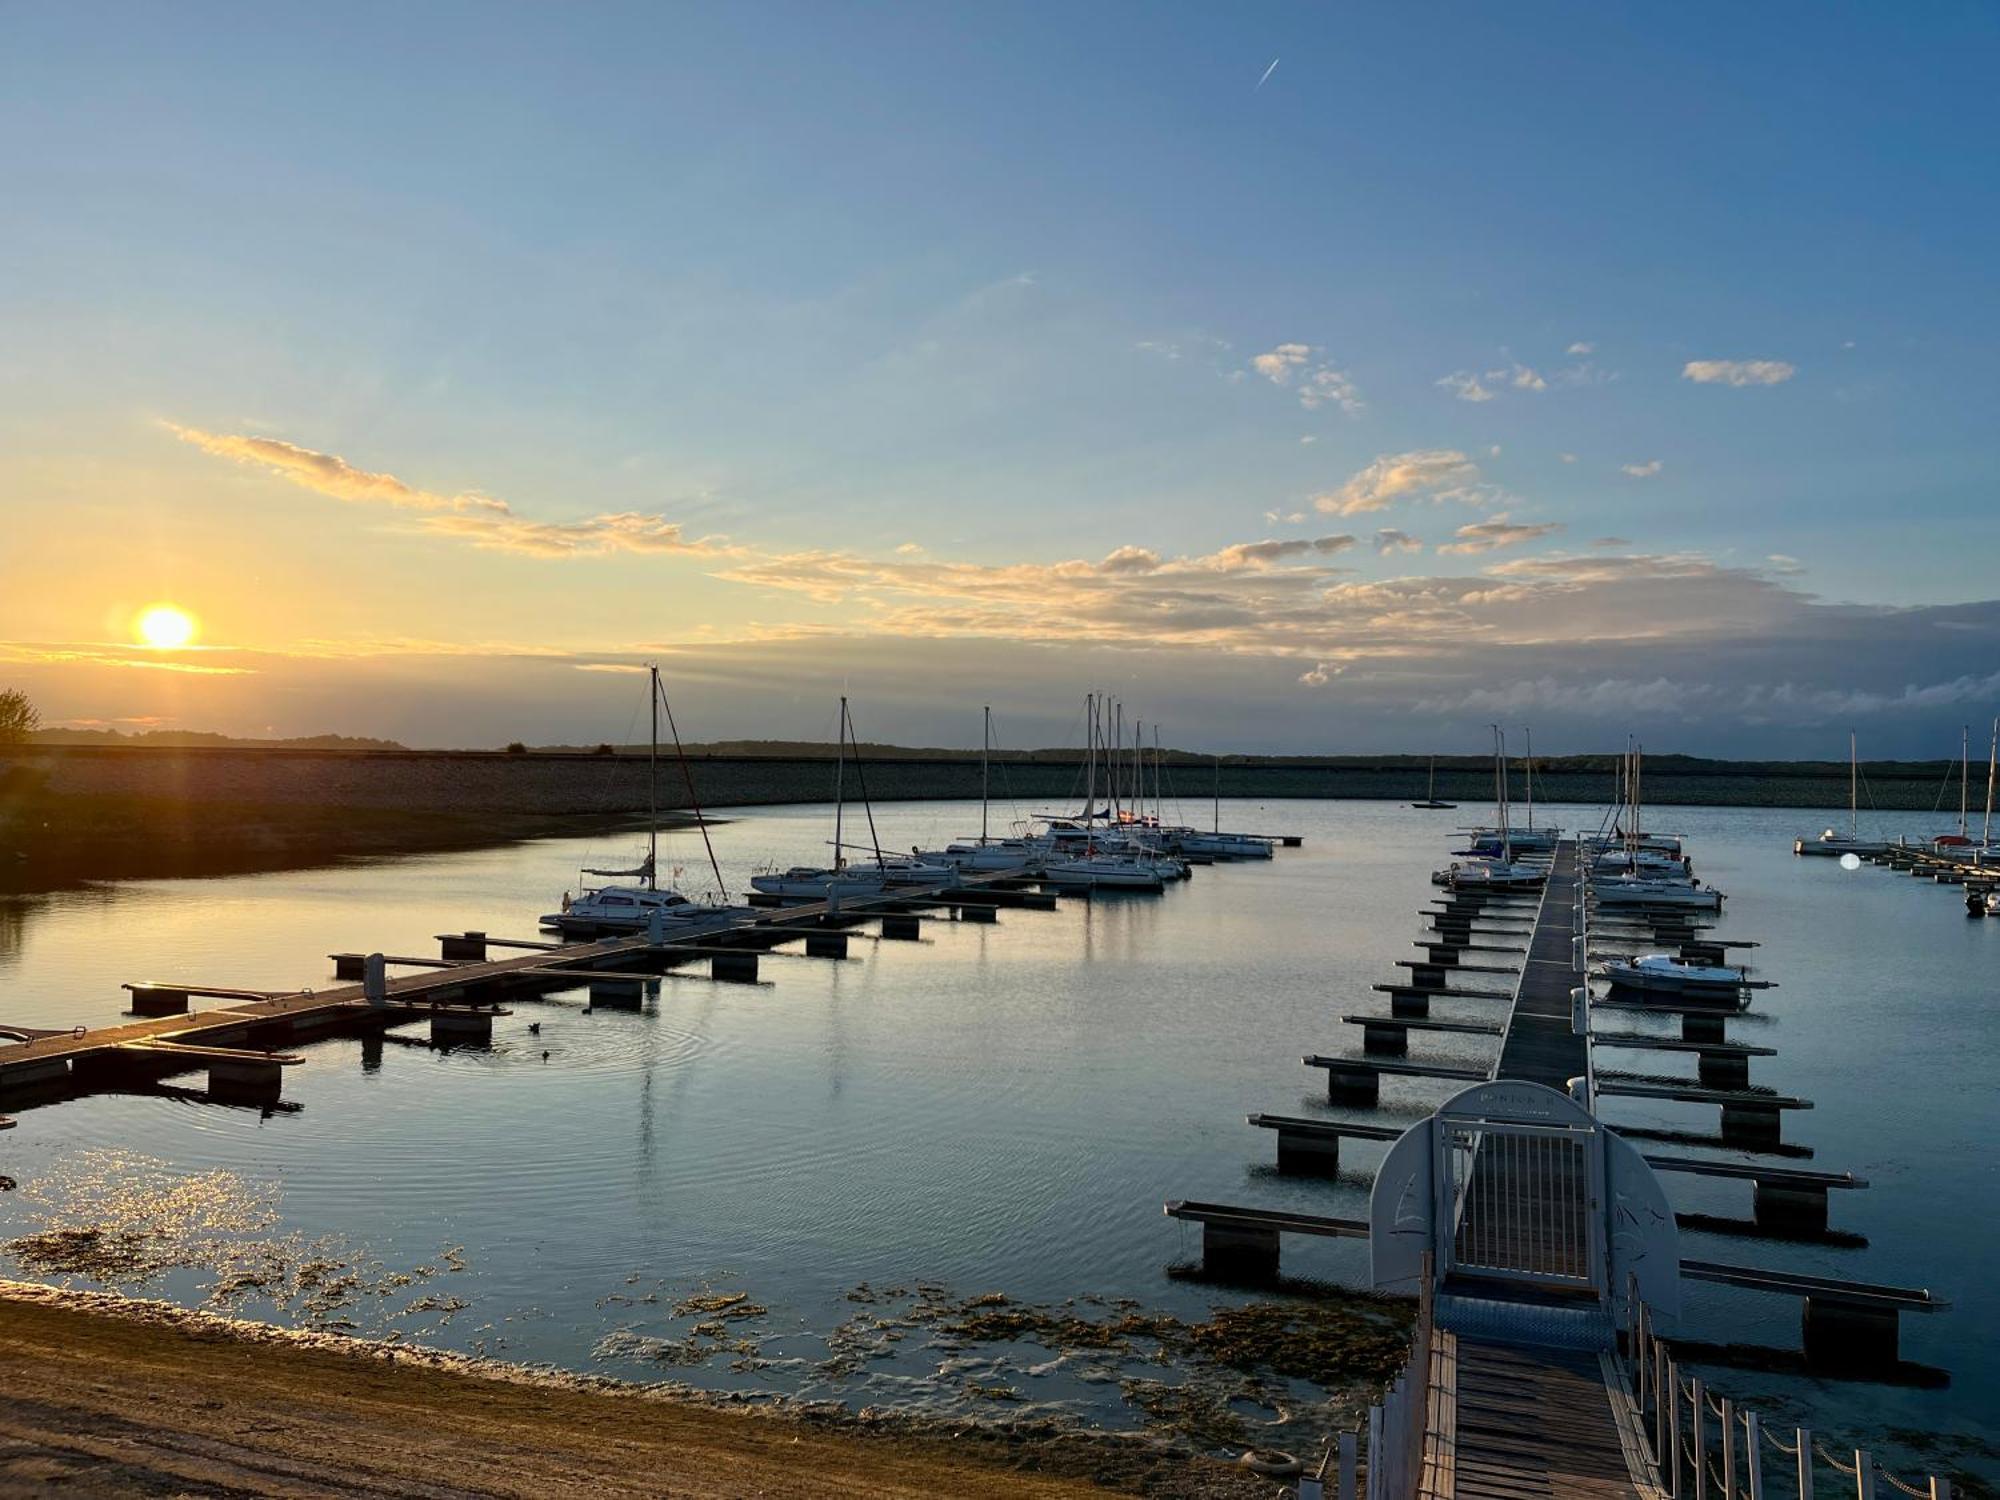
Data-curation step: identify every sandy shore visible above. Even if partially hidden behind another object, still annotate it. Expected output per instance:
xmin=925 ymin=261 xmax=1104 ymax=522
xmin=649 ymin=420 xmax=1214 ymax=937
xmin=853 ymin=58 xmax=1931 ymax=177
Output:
xmin=0 ymin=1282 xmax=1269 ymax=1498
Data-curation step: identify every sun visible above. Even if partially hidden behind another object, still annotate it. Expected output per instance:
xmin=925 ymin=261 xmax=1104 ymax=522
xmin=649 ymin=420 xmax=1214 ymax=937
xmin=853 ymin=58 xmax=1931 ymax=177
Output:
xmin=135 ymin=604 xmax=198 ymax=650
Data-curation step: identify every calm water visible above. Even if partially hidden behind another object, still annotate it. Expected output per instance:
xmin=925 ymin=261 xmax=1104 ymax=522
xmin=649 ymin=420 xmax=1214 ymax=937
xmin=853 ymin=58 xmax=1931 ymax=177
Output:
xmin=0 ymin=798 xmax=1994 ymax=1478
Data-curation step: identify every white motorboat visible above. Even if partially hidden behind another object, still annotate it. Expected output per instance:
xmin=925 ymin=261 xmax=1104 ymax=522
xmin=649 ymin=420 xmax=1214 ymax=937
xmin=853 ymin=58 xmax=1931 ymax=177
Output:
xmin=1597 ymin=952 xmax=1754 ymax=995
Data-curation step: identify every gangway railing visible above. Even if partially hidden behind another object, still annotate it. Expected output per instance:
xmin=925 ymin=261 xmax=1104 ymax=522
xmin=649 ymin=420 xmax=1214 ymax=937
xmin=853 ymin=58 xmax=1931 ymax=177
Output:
xmin=1302 ymin=1254 xmax=1434 ymax=1500
xmin=1617 ymin=1277 xmax=1953 ymax=1500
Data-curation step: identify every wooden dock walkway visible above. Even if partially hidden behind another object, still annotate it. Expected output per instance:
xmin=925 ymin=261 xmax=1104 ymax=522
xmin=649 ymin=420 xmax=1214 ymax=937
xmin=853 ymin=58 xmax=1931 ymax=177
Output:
xmin=1424 ymin=841 xmax=1662 ymax=1500
xmin=0 ymin=872 xmax=1043 ymax=1106
xmin=1492 ymin=841 xmax=1585 ymax=1089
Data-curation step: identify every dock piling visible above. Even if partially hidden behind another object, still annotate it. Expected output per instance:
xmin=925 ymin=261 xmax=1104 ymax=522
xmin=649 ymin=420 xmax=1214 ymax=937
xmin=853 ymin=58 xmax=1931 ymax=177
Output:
xmin=440 ymin=931 xmax=489 ymax=961
xmin=128 ymin=986 xmax=190 ymax=1017
xmin=804 ymin=930 xmax=850 ymax=959
xmin=588 ymin=977 xmax=646 ymax=1009
xmin=710 ymin=951 xmax=760 ymax=983
xmin=429 ymin=1010 xmax=495 ymax=1046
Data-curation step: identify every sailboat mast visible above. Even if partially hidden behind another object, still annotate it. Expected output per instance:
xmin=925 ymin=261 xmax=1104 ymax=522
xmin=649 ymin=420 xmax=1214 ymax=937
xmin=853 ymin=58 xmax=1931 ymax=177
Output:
xmin=1153 ymin=724 xmax=1163 ymax=825
xmin=1113 ymin=702 xmax=1124 ymax=825
xmin=1524 ymin=727 xmax=1534 ymax=832
xmin=832 ymin=696 xmax=847 ymax=872
xmin=1961 ymin=725 xmax=1970 ymax=836
xmin=1213 ymin=754 xmax=1220 ymax=834
xmin=647 ymin=664 xmax=659 ymax=891
xmin=980 ymin=705 xmax=991 ymax=844
xmin=1139 ymin=727 xmax=1146 ymax=824
xmin=1850 ymin=730 xmax=1859 ymax=838
xmin=1985 ymin=717 xmax=1998 ymax=848
xmin=1083 ymin=692 xmax=1097 ymax=831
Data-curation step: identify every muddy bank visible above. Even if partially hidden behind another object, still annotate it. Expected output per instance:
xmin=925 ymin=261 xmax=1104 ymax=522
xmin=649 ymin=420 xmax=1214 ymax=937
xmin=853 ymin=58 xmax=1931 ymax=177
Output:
xmin=0 ymin=1281 xmax=1294 ymax=1498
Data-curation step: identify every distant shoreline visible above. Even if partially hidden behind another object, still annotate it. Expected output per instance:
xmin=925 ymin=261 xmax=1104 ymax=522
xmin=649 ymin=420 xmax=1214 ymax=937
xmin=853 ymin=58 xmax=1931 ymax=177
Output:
xmin=1 ymin=741 xmax=1978 ymax=893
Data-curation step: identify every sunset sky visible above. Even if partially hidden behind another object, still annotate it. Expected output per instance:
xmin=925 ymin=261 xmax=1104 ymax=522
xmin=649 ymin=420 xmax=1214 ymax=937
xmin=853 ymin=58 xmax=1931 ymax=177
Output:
xmin=3 ymin=3 xmax=1997 ymax=754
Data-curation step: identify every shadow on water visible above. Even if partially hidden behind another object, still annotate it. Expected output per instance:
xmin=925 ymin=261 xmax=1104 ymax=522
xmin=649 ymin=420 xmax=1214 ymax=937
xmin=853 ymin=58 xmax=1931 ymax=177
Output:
xmin=1674 ymin=1339 xmax=1951 ymax=1392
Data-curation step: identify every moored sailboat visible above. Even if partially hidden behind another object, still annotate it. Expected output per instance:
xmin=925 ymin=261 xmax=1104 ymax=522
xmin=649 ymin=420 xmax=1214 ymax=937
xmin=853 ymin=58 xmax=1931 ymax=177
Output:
xmin=1795 ymin=731 xmax=1887 ymax=856
xmin=543 ymin=665 xmax=756 ymax=937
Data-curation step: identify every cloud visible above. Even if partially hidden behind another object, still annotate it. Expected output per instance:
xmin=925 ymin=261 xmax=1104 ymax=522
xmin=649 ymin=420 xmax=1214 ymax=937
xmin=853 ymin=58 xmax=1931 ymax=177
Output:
xmin=895 ymin=542 xmax=926 ymax=555
xmin=1753 ymin=668 xmax=2000 ymax=718
xmin=1559 ymin=453 xmax=1578 ymax=464
xmin=171 ymin=425 xmax=734 ymax=559
xmin=1299 ymin=435 xmax=1317 ymax=445
xmin=169 ymin=425 xmax=508 ymax=513
xmin=1204 ymin=536 xmax=1354 ymax=570
xmin=1621 ymin=459 xmax=1663 ymax=478
xmin=1314 ymin=450 xmax=1484 ymax=516
xmin=419 ymin=510 xmax=727 ymax=558
xmin=0 ymin=641 xmax=255 ymax=675
xmin=1439 ymin=363 xmax=1545 ymax=401
xmin=1251 ymin=343 xmax=1310 ymax=382
xmin=1766 ymin=553 xmax=1805 ymax=575
xmin=1591 ymin=536 xmax=1632 ymax=548
xmin=1436 ymin=517 xmax=1564 ymax=556
xmin=1416 ymin=675 xmax=1699 ymax=717
xmin=1567 ymin=342 xmax=1595 ymax=356
xmin=1682 ymin=359 xmax=1797 ymax=387
xmin=1251 ymin=343 xmax=1363 ymax=413
xmin=1297 ymin=662 xmax=1337 ymax=686
xmin=1373 ymin=529 xmax=1424 ymax=556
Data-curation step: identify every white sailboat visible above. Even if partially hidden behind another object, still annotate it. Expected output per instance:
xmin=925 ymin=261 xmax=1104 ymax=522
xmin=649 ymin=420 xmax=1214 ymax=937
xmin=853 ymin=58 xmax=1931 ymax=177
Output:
xmin=1589 ymin=743 xmax=1722 ymax=909
xmin=1795 ymin=731 xmax=1888 ymax=856
xmin=543 ymin=665 xmax=756 ymax=936
xmin=1434 ymin=728 xmax=1548 ymax=890
xmin=1043 ymin=693 xmax=1170 ymax=891
xmin=751 ymin=697 xmax=952 ymax=900
xmin=916 ymin=706 xmax=1046 ymax=872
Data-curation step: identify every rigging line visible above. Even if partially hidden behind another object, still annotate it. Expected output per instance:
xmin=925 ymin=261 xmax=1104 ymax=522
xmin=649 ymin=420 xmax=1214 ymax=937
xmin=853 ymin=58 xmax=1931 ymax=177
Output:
xmin=844 ymin=702 xmax=885 ymax=864
xmin=656 ymin=674 xmax=728 ymax=900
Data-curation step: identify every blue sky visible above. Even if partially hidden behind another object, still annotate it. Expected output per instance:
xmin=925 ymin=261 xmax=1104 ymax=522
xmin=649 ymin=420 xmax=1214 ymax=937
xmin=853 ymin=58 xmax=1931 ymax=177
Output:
xmin=2 ymin=3 xmax=1997 ymax=753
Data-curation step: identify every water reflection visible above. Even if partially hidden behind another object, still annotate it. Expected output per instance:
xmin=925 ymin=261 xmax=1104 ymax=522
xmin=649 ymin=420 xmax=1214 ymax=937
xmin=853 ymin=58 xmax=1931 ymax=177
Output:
xmin=0 ymin=799 xmax=1990 ymax=1482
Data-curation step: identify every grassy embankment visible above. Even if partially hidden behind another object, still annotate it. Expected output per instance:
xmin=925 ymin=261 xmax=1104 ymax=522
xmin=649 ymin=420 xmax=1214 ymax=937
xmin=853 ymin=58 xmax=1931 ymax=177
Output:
xmin=1 ymin=743 xmax=1976 ymax=892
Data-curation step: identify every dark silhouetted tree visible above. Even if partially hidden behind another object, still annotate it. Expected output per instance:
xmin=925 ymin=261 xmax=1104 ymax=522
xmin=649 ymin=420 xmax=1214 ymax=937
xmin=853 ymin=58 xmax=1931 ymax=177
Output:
xmin=0 ymin=689 xmax=38 ymax=746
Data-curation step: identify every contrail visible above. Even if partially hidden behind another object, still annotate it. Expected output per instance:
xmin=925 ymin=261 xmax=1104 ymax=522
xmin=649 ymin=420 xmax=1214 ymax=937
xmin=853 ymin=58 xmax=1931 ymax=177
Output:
xmin=1254 ymin=56 xmax=1280 ymax=92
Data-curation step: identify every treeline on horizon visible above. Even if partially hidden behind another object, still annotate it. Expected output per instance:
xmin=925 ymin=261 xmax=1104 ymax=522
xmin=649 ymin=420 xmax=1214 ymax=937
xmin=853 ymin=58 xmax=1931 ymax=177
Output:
xmin=22 ymin=726 xmax=1986 ymax=784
